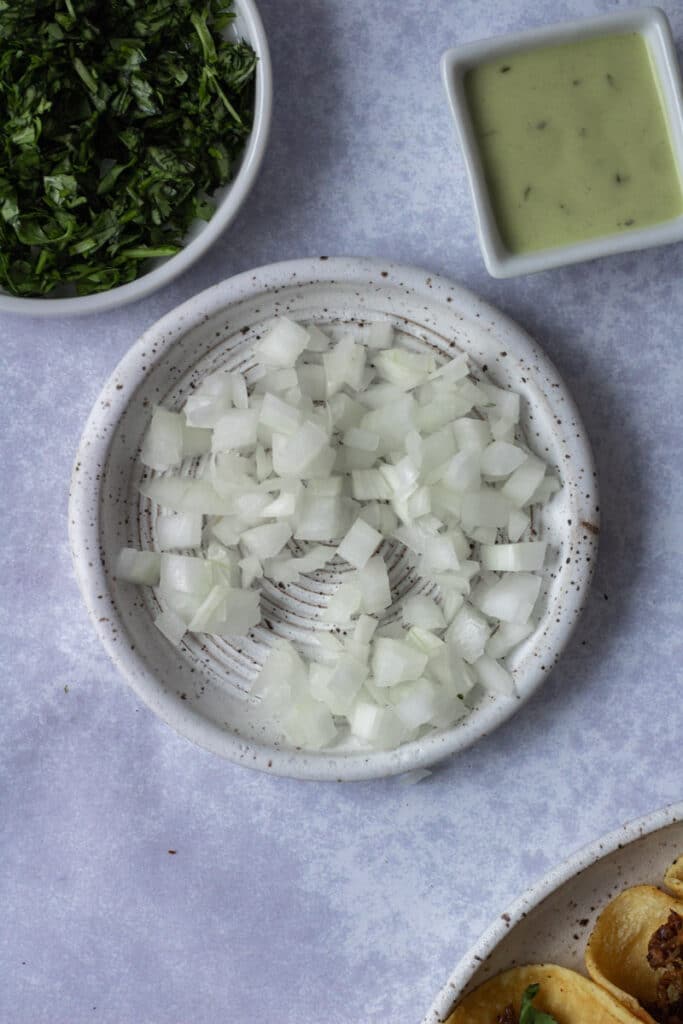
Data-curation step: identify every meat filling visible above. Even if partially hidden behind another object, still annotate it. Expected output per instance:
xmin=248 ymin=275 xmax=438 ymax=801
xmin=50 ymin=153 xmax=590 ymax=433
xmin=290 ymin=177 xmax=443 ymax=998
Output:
xmin=645 ymin=910 xmax=683 ymax=1024
xmin=496 ymin=1006 xmax=518 ymax=1024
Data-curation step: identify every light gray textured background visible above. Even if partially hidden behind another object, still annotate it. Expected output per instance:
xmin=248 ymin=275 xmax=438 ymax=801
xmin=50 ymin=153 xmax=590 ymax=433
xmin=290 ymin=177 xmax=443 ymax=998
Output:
xmin=2 ymin=1 xmax=683 ymax=1021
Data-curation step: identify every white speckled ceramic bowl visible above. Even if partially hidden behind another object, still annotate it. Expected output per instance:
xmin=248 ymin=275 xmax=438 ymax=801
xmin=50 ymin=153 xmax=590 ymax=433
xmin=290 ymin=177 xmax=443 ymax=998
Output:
xmin=424 ymin=801 xmax=683 ymax=1023
xmin=0 ymin=0 xmax=272 ymax=317
xmin=68 ymin=257 xmax=599 ymax=781
xmin=441 ymin=7 xmax=683 ymax=277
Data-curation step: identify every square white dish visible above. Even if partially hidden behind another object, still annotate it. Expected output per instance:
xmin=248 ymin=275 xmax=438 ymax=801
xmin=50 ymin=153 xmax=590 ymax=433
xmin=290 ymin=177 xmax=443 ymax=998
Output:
xmin=441 ymin=7 xmax=683 ymax=277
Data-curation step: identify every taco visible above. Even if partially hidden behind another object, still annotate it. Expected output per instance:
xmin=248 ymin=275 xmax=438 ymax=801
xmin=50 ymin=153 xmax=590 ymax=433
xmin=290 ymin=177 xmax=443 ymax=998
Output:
xmin=585 ymin=884 xmax=683 ymax=1024
xmin=665 ymin=858 xmax=683 ymax=901
xmin=445 ymin=964 xmax=642 ymax=1023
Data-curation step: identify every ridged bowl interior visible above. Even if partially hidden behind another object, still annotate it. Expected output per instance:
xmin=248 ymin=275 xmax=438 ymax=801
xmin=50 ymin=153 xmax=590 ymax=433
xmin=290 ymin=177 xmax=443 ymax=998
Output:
xmin=69 ymin=259 xmax=599 ymax=779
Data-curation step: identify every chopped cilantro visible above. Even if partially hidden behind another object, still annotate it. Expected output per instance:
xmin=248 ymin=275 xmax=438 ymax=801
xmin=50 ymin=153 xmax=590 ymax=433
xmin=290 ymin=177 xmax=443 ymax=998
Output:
xmin=0 ymin=0 xmax=256 ymax=297
xmin=519 ymin=983 xmax=560 ymax=1024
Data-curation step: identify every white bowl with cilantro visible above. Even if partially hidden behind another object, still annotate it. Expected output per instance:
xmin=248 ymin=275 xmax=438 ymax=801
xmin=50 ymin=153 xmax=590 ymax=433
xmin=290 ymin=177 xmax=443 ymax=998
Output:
xmin=0 ymin=0 xmax=271 ymax=317
xmin=68 ymin=258 xmax=599 ymax=780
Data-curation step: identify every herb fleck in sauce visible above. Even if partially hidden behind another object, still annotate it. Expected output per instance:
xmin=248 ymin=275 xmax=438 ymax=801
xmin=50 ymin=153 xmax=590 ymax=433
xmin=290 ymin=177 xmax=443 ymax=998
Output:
xmin=464 ymin=32 xmax=683 ymax=253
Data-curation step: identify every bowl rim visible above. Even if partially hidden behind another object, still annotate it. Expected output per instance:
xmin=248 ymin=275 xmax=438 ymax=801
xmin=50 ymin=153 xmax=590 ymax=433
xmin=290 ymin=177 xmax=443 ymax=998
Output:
xmin=441 ymin=5 xmax=683 ymax=278
xmin=423 ymin=799 xmax=683 ymax=1022
xmin=68 ymin=256 xmax=599 ymax=781
xmin=0 ymin=0 xmax=273 ymax=317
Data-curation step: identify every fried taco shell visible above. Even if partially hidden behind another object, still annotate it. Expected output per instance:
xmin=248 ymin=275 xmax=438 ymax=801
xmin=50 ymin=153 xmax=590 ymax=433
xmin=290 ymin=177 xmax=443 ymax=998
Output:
xmin=445 ymin=963 xmax=643 ymax=1023
xmin=665 ymin=858 xmax=683 ymax=900
xmin=585 ymin=885 xmax=683 ymax=1023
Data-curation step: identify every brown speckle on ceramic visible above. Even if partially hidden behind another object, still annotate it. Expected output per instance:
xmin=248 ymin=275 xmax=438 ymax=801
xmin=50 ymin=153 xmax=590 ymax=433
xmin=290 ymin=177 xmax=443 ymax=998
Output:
xmin=68 ymin=258 xmax=599 ymax=781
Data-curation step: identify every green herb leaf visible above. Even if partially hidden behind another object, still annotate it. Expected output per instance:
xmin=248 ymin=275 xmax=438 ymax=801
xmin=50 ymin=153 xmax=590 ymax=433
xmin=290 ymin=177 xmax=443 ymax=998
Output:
xmin=0 ymin=0 xmax=256 ymax=298
xmin=518 ymin=984 xmax=560 ymax=1024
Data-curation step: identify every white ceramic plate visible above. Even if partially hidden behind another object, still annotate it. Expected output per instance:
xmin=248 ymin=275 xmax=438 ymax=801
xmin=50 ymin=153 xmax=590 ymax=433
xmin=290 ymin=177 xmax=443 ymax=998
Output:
xmin=0 ymin=0 xmax=272 ymax=317
xmin=68 ymin=257 xmax=599 ymax=781
xmin=424 ymin=801 xmax=683 ymax=1022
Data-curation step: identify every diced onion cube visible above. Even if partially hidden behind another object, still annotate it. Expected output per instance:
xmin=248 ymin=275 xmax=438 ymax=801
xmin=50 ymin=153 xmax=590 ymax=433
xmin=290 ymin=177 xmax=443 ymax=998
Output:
xmin=258 ymin=392 xmax=302 ymax=435
xmin=402 ymin=594 xmax=446 ymax=630
xmin=476 ymin=573 xmax=542 ymax=624
xmin=480 ymin=541 xmax=547 ymax=572
xmin=473 ymin=654 xmax=515 ymax=696
xmin=480 ymin=441 xmax=528 ymax=479
xmin=446 ymin=604 xmax=491 ymax=664
xmin=212 ymin=409 xmax=259 ymax=452
xmin=294 ymin=493 xmax=353 ymax=541
xmin=116 ymin=547 xmax=161 ymax=585
xmin=141 ymin=406 xmax=184 ymax=471
xmin=183 ymin=370 xmax=233 ymax=427
xmin=154 ymin=608 xmax=187 ymax=647
xmin=453 ymin=418 xmax=491 ymax=451
xmin=272 ymin=420 xmax=330 ymax=477
xmin=337 ymin=518 xmax=383 ymax=569
xmin=349 ymin=701 xmax=405 ymax=749
xmin=395 ymin=678 xmax=440 ymax=728
xmin=323 ymin=578 xmax=362 ymax=622
xmin=241 ymin=522 xmax=292 ymax=560
xmin=461 ymin=488 xmax=512 ymax=529
xmin=365 ymin=321 xmax=394 ymax=349
xmin=501 ymin=455 xmax=546 ymax=507
xmin=156 ymin=513 xmax=203 ymax=550
xmin=371 ymin=638 xmax=428 ymax=687
xmin=343 ymin=427 xmax=379 ymax=452
xmin=358 ymin=555 xmax=391 ymax=613
xmin=486 ymin=620 xmax=535 ymax=659
xmin=255 ymin=317 xmax=310 ymax=368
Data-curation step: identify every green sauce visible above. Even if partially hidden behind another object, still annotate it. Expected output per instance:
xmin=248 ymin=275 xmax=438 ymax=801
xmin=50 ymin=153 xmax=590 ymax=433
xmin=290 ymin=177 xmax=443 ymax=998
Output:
xmin=464 ymin=32 xmax=683 ymax=253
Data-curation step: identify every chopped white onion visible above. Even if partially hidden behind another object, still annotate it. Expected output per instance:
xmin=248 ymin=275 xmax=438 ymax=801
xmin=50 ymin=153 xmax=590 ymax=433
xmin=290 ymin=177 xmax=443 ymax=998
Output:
xmin=480 ymin=541 xmax=547 ymax=572
xmin=343 ymin=427 xmax=379 ymax=452
xmin=453 ymin=417 xmax=491 ymax=451
xmin=349 ymin=700 xmax=406 ymax=749
xmin=501 ymin=455 xmax=546 ymax=507
xmin=364 ymin=321 xmax=394 ymax=349
xmin=480 ymin=441 xmax=528 ymax=479
xmin=446 ymin=604 xmax=491 ymax=664
xmin=402 ymin=594 xmax=446 ymax=630
xmin=116 ymin=547 xmax=161 ymax=585
xmin=266 ymin=544 xmax=331 ymax=583
xmin=304 ymin=324 xmax=332 ymax=353
xmin=124 ymin=316 xmax=560 ymax=752
xmin=358 ymin=554 xmax=391 ymax=614
xmin=272 ymin=420 xmax=330 ymax=477
xmin=183 ymin=370 xmax=233 ymax=428
xmin=154 ymin=608 xmax=187 ymax=647
xmin=141 ymin=406 xmax=184 ymax=471
xmin=212 ymin=409 xmax=259 ymax=452
xmin=239 ymin=554 xmax=263 ymax=589
xmin=156 ymin=513 xmax=203 ymax=550
xmin=337 ymin=517 xmax=383 ymax=569
xmin=486 ymin=620 xmax=535 ymax=659
xmin=258 ymin=391 xmax=302 ymax=436
xmin=476 ymin=572 xmax=542 ymax=624
xmin=354 ymin=614 xmax=379 ymax=645
xmin=140 ymin=476 xmax=230 ymax=515
xmin=473 ymin=654 xmax=514 ymax=696
xmin=294 ymin=493 xmax=354 ymax=541
xmin=241 ymin=521 xmax=292 ymax=560
xmin=182 ymin=424 xmax=212 ymax=458
xmin=255 ymin=317 xmax=310 ymax=368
